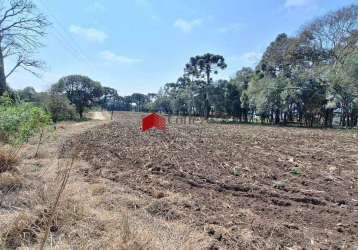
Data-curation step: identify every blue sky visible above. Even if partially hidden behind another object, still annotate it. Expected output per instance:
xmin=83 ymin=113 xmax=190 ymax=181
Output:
xmin=7 ymin=0 xmax=357 ymax=95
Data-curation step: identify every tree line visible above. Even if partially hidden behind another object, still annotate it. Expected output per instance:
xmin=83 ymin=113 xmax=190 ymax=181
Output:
xmin=0 ymin=1 xmax=357 ymax=128
xmin=10 ymin=78 xmax=157 ymax=121
xmin=152 ymin=4 xmax=357 ymax=128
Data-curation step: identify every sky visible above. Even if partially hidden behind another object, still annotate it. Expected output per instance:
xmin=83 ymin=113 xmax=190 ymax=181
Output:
xmin=6 ymin=0 xmax=357 ymax=95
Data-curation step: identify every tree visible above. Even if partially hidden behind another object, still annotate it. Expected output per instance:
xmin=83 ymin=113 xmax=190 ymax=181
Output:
xmin=51 ymin=75 xmax=103 ymax=118
xmin=329 ymin=50 xmax=358 ymax=127
xmin=302 ymin=4 xmax=357 ymax=66
xmin=208 ymin=80 xmax=226 ymax=116
xmin=230 ymin=67 xmax=254 ymax=121
xmin=0 ymin=0 xmax=49 ymax=95
xmin=18 ymin=86 xmax=37 ymax=102
xmin=100 ymin=87 xmax=118 ymax=110
xmin=45 ymin=93 xmax=78 ymax=122
xmin=131 ymin=93 xmax=149 ymax=112
xmin=185 ymin=53 xmax=227 ymax=119
xmin=225 ymin=81 xmax=241 ymax=118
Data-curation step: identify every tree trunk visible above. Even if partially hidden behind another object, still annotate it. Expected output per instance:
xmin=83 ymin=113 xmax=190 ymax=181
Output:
xmin=0 ymin=47 xmax=7 ymax=96
xmin=78 ymin=107 xmax=84 ymax=119
xmin=283 ymin=112 xmax=287 ymax=125
xmin=204 ymin=71 xmax=210 ymax=120
xmin=275 ymin=109 xmax=280 ymax=124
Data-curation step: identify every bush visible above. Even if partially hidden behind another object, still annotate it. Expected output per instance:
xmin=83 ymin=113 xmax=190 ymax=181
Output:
xmin=45 ymin=94 xmax=79 ymax=122
xmin=0 ymin=102 xmax=51 ymax=145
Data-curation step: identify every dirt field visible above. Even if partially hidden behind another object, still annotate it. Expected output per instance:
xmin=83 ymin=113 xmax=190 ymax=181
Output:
xmin=58 ymin=112 xmax=358 ymax=249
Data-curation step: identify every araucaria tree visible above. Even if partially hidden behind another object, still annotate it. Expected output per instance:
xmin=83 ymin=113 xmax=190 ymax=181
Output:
xmin=185 ymin=53 xmax=227 ymax=119
xmin=0 ymin=0 xmax=49 ymax=95
xmin=52 ymin=75 xmax=103 ymax=118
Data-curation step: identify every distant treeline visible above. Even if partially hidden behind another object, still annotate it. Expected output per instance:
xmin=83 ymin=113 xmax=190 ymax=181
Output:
xmin=2 ymin=4 xmax=357 ymax=128
xmin=4 ymin=80 xmax=156 ymax=122
xmin=152 ymin=4 xmax=358 ymax=128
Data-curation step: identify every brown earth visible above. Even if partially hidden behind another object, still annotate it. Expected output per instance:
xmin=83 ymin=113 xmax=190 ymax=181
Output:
xmin=1 ymin=115 xmax=210 ymax=250
xmin=60 ymin=112 xmax=358 ymax=249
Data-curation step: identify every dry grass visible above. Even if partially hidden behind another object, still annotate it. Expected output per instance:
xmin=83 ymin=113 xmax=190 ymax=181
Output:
xmin=0 ymin=159 xmax=161 ymax=250
xmin=0 ymin=148 xmax=18 ymax=173
xmin=0 ymin=172 xmax=23 ymax=193
xmin=0 ymin=117 xmax=213 ymax=250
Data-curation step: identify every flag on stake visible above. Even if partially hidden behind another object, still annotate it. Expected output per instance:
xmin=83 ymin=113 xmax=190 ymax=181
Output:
xmin=142 ymin=113 xmax=166 ymax=132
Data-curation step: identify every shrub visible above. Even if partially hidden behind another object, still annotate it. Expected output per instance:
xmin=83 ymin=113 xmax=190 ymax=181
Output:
xmin=0 ymin=103 xmax=51 ymax=145
xmin=45 ymin=94 xmax=79 ymax=122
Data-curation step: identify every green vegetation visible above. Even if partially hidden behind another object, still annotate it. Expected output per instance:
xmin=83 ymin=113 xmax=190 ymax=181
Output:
xmin=51 ymin=75 xmax=103 ymax=118
xmin=152 ymin=5 xmax=358 ymax=128
xmin=0 ymin=2 xmax=356 ymax=129
xmin=290 ymin=167 xmax=302 ymax=177
xmin=0 ymin=95 xmax=51 ymax=146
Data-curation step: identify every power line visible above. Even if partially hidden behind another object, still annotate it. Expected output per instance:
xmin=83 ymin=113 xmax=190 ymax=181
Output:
xmin=35 ymin=0 xmax=96 ymax=71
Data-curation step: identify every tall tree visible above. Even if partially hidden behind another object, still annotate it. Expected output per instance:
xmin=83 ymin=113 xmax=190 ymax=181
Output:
xmin=185 ymin=53 xmax=227 ymax=119
xmin=100 ymin=87 xmax=118 ymax=110
xmin=131 ymin=93 xmax=149 ymax=112
xmin=231 ymin=67 xmax=254 ymax=121
xmin=302 ymin=4 xmax=358 ymax=66
xmin=0 ymin=0 xmax=49 ymax=95
xmin=51 ymin=75 xmax=103 ymax=118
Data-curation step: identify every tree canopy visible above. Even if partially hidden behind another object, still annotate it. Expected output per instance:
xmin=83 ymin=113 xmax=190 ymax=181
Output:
xmin=52 ymin=75 xmax=103 ymax=118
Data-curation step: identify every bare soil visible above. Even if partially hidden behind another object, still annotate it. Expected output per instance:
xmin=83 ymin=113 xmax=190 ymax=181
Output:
xmin=60 ymin=112 xmax=358 ymax=249
xmin=1 ymin=114 xmax=209 ymax=250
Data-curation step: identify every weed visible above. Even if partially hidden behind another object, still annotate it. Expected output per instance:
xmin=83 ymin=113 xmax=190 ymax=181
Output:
xmin=290 ymin=167 xmax=301 ymax=177
xmin=273 ymin=180 xmax=287 ymax=190
xmin=232 ymin=166 xmax=241 ymax=176
xmin=31 ymin=163 xmax=43 ymax=172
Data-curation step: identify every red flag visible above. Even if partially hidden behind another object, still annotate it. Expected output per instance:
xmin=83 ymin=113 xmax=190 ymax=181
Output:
xmin=142 ymin=113 xmax=166 ymax=132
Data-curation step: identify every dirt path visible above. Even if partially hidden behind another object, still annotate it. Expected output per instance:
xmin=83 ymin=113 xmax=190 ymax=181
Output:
xmin=87 ymin=111 xmax=111 ymax=121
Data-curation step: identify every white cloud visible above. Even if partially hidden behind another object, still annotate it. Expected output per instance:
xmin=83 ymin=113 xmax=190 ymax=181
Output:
xmin=218 ymin=22 xmax=245 ymax=33
xmin=85 ymin=2 xmax=105 ymax=12
xmin=284 ymin=0 xmax=317 ymax=8
xmin=69 ymin=25 xmax=107 ymax=43
xmin=174 ymin=18 xmax=202 ymax=33
xmin=99 ymin=50 xmax=142 ymax=64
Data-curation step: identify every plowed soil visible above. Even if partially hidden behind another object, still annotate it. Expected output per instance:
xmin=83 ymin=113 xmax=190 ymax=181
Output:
xmin=61 ymin=112 xmax=358 ymax=249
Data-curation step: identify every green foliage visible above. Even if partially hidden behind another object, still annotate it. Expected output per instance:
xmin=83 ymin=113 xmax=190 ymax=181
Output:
xmin=51 ymin=75 xmax=103 ymax=118
xmin=45 ymin=94 xmax=79 ymax=122
xmin=0 ymin=92 xmax=15 ymax=106
xmin=0 ymin=103 xmax=51 ymax=145
xmin=290 ymin=167 xmax=302 ymax=177
xmin=17 ymin=87 xmax=37 ymax=102
xmin=185 ymin=53 xmax=227 ymax=118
